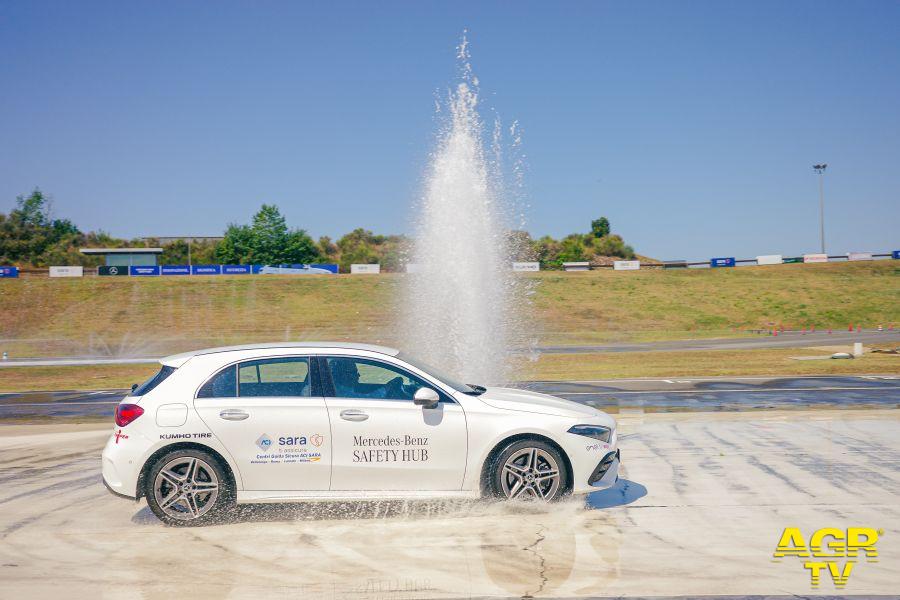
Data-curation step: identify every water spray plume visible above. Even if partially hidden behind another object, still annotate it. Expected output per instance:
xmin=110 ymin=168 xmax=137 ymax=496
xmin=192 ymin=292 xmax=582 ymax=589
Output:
xmin=403 ymin=35 xmax=526 ymax=384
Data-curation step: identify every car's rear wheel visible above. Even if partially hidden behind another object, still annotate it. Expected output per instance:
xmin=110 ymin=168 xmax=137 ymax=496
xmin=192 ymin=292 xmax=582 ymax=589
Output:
xmin=490 ymin=439 xmax=568 ymax=501
xmin=145 ymin=448 xmax=234 ymax=526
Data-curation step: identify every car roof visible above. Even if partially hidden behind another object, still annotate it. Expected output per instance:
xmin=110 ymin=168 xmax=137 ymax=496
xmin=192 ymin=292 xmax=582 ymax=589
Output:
xmin=160 ymin=341 xmax=400 ymax=367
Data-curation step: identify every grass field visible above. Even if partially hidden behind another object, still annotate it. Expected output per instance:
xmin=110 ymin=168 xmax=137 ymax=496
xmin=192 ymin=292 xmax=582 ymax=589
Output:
xmin=0 ymin=261 xmax=896 ymax=359
xmin=1 ymin=345 xmax=897 ymax=392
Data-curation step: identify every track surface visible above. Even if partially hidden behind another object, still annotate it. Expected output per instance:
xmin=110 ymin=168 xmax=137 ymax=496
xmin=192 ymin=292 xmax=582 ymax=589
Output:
xmin=2 ymin=330 xmax=897 ymax=366
xmin=0 ymin=410 xmax=897 ymax=598
xmin=2 ymin=375 xmax=898 ymax=419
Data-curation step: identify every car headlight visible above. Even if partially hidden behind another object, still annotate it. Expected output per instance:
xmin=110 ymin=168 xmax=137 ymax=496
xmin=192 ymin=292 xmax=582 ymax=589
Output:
xmin=567 ymin=424 xmax=612 ymax=443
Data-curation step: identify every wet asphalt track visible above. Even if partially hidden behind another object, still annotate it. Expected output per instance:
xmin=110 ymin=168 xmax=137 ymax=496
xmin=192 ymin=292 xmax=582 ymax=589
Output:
xmin=1 ymin=375 xmax=897 ymax=419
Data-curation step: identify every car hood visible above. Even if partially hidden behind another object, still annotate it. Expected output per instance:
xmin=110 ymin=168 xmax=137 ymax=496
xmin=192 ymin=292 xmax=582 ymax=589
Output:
xmin=474 ymin=386 xmax=603 ymax=418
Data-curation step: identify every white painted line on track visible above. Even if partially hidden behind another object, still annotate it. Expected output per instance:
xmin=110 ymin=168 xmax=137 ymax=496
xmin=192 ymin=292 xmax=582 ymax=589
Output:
xmin=0 ymin=401 xmax=120 ymax=407
xmin=552 ymin=386 xmax=900 ymax=395
xmin=529 ymin=374 xmax=900 ymax=384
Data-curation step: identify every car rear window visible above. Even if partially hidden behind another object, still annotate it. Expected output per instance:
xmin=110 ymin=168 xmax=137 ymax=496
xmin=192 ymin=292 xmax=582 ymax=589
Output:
xmin=196 ymin=365 xmax=237 ymax=398
xmin=130 ymin=365 xmax=176 ymax=396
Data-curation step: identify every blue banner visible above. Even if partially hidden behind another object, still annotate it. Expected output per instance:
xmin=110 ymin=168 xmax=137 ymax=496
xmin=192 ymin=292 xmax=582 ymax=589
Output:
xmin=893 ymin=250 xmax=900 ymax=260
xmin=191 ymin=264 xmax=221 ymax=275
xmin=222 ymin=264 xmax=252 ymax=274
xmin=312 ymin=263 xmax=338 ymax=274
xmin=711 ymin=257 xmax=736 ymax=268
xmin=129 ymin=266 xmax=160 ymax=276
xmin=161 ymin=265 xmax=190 ymax=275
xmin=256 ymin=264 xmax=338 ymax=275
xmin=0 ymin=266 xmax=18 ymax=278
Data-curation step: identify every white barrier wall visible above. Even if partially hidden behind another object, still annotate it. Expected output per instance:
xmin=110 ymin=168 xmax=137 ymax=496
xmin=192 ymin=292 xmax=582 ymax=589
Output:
xmin=49 ymin=266 xmax=84 ymax=278
xmin=756 ymin=254 xmax=783 ymax=265
xmin=613 ymin=260 xmax=640 ymax=271
xmin=803 ymin=254 xmax=828 ymax=263
xmin=848 ymin=252 xmax=873 ymax=261
xmin=562 ymin=262 xmax=591 ymax=271
xmin=350 ymin=264 xmax=381 ymax=274
xmin=512 ymin=262 xmax=539 ymax=272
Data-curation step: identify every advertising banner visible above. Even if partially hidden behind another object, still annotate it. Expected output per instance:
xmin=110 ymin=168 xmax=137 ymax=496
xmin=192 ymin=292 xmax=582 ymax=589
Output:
xmin=222 ymin=265 xmax=252 ymax=274
xmin=562 ymin=262 xmax=590 ymax=271
xmin=848 ymin=252 xmax=873 ymax=261
xmin=350 ymin=264 xmax=381 ymax=274
xmin=256 ymin=264 xmax=338 ymax=275
xmin=161 ymin=265 xmax=191 ymax=275
xmin=803 ymin=254 xmax=828 ymax=263
xmin=0 ymin=266 xmax=18 ymax=278
xmin=711 ymin=257 xmax=735 ymax=268
xmin=756 ymin=254 xmax=783 ymax=265
xmin=49 ymin=266 xmax=84 ymax=277
xmin=512 ymin=262 xmax=540 ymax=272
xmin=613 ymin=260 xmax=641 ymax=271
xmin=191 ymin=265 xmax=222 ymax=275
xmin=311 ymin=264 xmax=338 ymax=274
xmin=129 ymin=266 xmax=160 ymax=276
xmin=893 ymin=250 xmax=900 ymax=260
xmin=783 ymin=257 xmax=803 ymax=264
xmin=99 ymin=266 xmax=128 ymax=276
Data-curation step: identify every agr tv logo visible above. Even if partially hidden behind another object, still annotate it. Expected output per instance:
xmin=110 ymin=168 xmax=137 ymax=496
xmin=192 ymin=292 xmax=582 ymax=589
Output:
xmin=773 ymin=527 xmax=882 ymax=589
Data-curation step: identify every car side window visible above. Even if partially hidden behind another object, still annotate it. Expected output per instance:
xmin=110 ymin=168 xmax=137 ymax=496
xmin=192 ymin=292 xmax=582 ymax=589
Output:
xmin=196 ymin=365 xmax=237 ymax=398
xmin=238 ymin=357 xmax=311 ymax=397
xmin=325 ymin=357 xmax=441 ymax=401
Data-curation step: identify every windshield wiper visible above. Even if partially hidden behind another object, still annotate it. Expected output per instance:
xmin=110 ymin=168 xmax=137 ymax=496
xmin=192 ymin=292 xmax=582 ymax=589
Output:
xmin=464 ymin=384 xmax=487 ymax=396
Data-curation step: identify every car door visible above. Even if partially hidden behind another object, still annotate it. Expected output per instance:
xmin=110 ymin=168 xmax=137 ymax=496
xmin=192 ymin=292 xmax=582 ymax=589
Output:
xmin=193 ymin=356 xmax=332 ymax=492
xmin=321 ymin=355 xmax=467 ymax=491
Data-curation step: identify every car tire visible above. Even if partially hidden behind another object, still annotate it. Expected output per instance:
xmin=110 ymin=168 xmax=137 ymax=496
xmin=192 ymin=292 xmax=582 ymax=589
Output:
xmin=144 ymin=448 xmax=235 ymax=526
xmin=489 ymin=439 xmax=568 ymax=501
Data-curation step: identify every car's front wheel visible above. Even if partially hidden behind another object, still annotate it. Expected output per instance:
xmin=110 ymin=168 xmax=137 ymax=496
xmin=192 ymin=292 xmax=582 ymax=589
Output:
xmin=489 ymin=439 xmax=568 ymax=501
xmin=145 ymin=448 xmax=234 ymax=526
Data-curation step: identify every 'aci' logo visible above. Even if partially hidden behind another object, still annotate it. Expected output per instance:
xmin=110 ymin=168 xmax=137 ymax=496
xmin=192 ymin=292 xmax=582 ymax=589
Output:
xmin=773 ymin=527 xmax=882 ymax=588
xmin=255 ymin=434 xmax=273 ymax=452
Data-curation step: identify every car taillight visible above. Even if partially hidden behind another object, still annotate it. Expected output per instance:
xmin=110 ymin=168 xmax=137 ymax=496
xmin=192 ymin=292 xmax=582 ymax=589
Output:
xmin=115 ymin=403 xmax=144 ymax=427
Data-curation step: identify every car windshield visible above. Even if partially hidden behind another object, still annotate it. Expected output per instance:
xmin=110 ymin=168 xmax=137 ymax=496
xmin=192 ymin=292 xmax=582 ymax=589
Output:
xmin=396 ymin=352 xmax=484 ymax=395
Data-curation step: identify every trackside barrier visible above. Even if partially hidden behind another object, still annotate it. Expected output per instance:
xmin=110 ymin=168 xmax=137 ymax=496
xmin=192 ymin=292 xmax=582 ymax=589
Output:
xmin=350 ymin=264 xmax=381 ymax=274
xmin=613 ymin=260 xmax=640 ymax=271
xmin=162 ymin=265 xmax=190 ymax=275
xmin=49 ymin=266 xmax=83 ymax=277
xmin=9 ymin=252 xmax=900 ymax=278
xmin=222 ymin=265 xmax=252 ymax=274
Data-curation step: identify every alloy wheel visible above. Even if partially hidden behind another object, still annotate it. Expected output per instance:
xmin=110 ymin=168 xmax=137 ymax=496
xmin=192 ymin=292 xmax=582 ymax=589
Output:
xmin=153 ymin=457 xmax=220 ymax=521
xmin=500 ymin=447 xmax=561 ymax=500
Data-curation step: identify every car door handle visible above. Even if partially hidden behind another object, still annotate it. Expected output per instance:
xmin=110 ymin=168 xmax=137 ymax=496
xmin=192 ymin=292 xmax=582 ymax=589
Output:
xmin=219 ymin=409 xmax=249 ymax=421
xmin=340 ymin=409 xmax=369 ymax=422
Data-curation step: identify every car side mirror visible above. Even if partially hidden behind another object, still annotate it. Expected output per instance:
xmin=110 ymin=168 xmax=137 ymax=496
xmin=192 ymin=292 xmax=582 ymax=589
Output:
xmin=413 ymin=387 xmax=440 ymax=409
xmin=131 ymin=383 xmax=138 ymax=392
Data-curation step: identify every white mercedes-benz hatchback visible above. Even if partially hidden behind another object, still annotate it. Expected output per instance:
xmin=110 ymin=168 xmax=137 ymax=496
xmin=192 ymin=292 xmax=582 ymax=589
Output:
xmin=102 ymin=343 xmax=620 ymax=526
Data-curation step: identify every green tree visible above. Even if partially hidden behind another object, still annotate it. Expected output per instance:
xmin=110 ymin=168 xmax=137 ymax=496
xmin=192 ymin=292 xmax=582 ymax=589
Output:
xmin=0 ymin=189 xmax=86 ymax=266
xmin=591 ymin=216 xmax=610 ymax=238
xmin=216 ymin=204 xmax=320 ymax=265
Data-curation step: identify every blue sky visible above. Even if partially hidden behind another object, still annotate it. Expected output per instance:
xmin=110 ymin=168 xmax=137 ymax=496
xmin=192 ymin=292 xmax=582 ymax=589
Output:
xmin=1 ymin=1 xmax=898 ymax=260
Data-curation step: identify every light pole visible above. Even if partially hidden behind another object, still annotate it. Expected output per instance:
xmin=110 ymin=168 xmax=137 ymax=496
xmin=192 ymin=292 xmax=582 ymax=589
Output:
xmin=813 ymin=164 xmax=827 ymax=254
